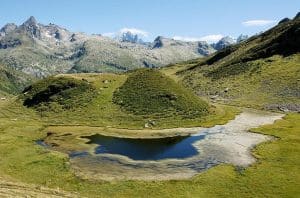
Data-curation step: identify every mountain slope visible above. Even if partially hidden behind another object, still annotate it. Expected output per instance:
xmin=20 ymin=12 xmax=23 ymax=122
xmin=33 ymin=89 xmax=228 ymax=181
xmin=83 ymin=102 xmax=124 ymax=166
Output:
xmin=0 ymin=64 xmax=35 ymax=94
xmin=70 ymin=36 xmax=215 ymax=73
xmin=166 ymin=13 xmax=300 ymax=111
xmin=186 ymin=15 xmax=300 ymax=75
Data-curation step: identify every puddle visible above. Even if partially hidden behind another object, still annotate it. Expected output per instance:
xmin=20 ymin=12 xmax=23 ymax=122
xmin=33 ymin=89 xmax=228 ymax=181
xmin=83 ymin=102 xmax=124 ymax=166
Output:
xmin=82 ymin=134 xmax=206 ymax=160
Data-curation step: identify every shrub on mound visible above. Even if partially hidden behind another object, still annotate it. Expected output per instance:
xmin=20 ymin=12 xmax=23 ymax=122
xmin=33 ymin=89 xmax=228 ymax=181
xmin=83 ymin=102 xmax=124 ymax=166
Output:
xmin=113 ymin=69 xmax=209 ymax=118
xmin=21 ymin=76 xmax=96 ymax=111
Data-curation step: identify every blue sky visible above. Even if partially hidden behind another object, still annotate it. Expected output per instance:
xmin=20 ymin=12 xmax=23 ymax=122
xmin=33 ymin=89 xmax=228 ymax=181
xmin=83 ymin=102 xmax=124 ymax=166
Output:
xmin=1 ymin=0 xmax=299 ymax=42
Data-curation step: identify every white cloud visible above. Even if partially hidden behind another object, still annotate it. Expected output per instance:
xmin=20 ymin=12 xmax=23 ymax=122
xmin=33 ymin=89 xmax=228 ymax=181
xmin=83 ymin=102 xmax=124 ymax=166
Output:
xmin=119 ymin=28 xmax=148 ymax=37
xmin=173 ymin=36 xmax=201 ymax=42
xmin=242 ymin=20 xmax=276 ymax=27
xmin=102 ymin=32 xmax=115 ymax=37
xmin=173 ymin=34 xmax=224 ymax=43
xmin=199 ymin=34 xmax=224 ymax=43
xmin=103 ymin=28 xmax=149 ymax=38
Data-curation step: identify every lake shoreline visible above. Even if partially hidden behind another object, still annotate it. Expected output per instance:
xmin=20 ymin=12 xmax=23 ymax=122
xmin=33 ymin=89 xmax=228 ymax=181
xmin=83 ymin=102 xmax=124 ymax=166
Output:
xmin=41 ymin=109 xmax=284 ymax=181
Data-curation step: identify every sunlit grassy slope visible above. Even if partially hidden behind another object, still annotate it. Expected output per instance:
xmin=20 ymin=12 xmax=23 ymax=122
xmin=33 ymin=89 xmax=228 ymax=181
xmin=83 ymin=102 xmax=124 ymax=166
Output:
xmin=113 ymin=69 xmax=209 ymax=118
xmin=161 ymin=16 xmax=300 ymax=110
xmin=177 ymin=54 xmax=300 ymax=109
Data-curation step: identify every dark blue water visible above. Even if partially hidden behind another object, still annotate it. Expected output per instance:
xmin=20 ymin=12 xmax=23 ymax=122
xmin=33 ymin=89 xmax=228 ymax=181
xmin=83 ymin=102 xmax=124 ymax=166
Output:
xmin=82 ymin=134 xmax=205 ymax=160
xmin=36 ymin=140 xmax=49 ymax=148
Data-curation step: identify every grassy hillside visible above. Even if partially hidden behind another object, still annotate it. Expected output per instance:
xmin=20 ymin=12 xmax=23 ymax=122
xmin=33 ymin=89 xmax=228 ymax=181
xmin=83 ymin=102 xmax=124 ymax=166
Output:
xmin=21 ymin=76 xmax=97 ymax=112
xmin=13 ymin=73 xmax=236 ymax=129
xmin=0 ymin=64 xmax=35 ymax=94
xmin=163 ymin=16 xmax=300 ymax=111
xmin=113 ymin=69 xmax=209 ymax=118
xmin=186 ymin=16 xmax=300 ymax=73
xmin=178 ymin=54 xmax=300 ymax=109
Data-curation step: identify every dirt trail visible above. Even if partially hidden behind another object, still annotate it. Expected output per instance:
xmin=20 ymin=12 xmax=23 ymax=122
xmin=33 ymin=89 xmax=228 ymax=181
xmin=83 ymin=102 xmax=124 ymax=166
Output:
xmin=0 ymin=177 xmax=80 ymax=198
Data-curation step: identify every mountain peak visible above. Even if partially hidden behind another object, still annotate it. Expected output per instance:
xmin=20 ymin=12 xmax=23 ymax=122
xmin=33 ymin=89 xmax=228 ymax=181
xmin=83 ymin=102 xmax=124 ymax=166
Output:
xmin=237 ymin=34 xmax=249 ymax=42
xmin=0 ymin=23 xmax=17 ymax=34
xmin=20 ymin=16 xmax=41 ymax=38
xmin=278 ymin=18 xmax=291 ymax=24
xmin=294 ymin=12 xmax=300 ymax=20
xmin=220 ymin=36 xmax=235 ymax=42
xmin=213 ymin=36 xmax=236 ymax=50
xmin=23 ymin=16 xmax=38 ymax=26
xmin=152 ymin=36 xmax=174 ymax=48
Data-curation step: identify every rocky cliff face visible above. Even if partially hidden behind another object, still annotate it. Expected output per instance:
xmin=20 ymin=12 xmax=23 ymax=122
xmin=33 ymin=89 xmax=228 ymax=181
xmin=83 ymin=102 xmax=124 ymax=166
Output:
xmin=212 ymin=36 xmax=236 ymax=50
xmin=0 ymin=23 xmax=17 ymax=36
xmin=117 ymin=31 xmax=145 ymax=44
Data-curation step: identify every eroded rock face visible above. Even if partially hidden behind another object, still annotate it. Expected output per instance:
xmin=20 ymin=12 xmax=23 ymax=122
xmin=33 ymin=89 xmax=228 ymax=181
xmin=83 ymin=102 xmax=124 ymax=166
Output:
xmin=152 ymin=36 xmax=165 ymax=48
xmin=0 ymin=38 xmax=22 ymax=49
xmin=198 ymin=41 xmax=215 ymax=56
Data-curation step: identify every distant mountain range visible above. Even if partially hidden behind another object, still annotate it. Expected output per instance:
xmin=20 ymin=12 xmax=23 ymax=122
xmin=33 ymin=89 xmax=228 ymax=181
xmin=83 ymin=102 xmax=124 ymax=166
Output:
xmin=0 ymin=16 xmax=252 ymax=95
xmin=0 ymin=16 xmax=249 ymax=78
xmin=0 ymin=16 xmax=215 ymax=77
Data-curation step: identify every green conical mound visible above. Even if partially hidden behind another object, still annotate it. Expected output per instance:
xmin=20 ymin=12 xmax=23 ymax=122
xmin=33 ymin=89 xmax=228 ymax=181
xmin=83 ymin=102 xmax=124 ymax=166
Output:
xmin=113 ymin=69 xmax=209 ymax=118
xmin=21 ymin=76 xmax=96 ymax=111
